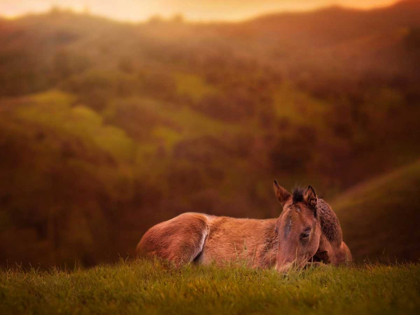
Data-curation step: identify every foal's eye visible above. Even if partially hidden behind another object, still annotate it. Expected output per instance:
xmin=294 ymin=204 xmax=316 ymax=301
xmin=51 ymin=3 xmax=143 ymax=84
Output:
xmin=300 ymin=232 xmax=310 ymax=239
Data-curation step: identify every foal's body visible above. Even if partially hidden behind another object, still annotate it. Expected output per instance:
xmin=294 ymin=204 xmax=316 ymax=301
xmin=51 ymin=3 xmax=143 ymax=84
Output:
xmin=136 ymin=193 xmax=352 ymax=270
xmin=137 ymin=213 xmax=278 ymax=267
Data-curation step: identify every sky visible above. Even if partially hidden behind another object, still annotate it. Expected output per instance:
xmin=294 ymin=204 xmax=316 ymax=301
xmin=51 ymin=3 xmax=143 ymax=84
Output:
xmin=0 ymin=0 xmax=401 ymax=21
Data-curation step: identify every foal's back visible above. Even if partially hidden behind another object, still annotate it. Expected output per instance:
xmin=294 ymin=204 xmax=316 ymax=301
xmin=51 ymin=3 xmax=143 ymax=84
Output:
xmin=136 ymin=213 xmax=278 ymax=267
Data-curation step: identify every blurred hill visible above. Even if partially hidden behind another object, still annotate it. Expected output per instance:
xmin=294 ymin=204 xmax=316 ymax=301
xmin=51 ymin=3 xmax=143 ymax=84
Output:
xmin=0 ymin=0 xmax=419 ymax=267
xmin=333 ymin=160 xmax=420 ymax=262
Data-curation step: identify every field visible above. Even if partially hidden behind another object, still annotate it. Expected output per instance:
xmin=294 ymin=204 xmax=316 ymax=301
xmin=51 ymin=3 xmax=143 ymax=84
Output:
xmin=1 ymin=261 xmax=420 ymax=315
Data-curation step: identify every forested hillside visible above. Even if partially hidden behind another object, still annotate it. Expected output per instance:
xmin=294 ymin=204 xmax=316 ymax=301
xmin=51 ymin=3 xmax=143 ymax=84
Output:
xmin=1 ymin=0 xmax=419 ymax=267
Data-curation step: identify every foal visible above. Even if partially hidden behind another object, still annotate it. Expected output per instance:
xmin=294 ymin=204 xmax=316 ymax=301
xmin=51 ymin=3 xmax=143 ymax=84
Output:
xmin=136 ymin=181 xmax=352 ymax=272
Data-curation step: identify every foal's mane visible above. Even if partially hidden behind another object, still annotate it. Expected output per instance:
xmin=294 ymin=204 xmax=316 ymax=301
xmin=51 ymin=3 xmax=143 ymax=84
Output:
xmin=292 ymin=187 xmax=305 ymax=204
xmin=317 ymin=199 xmax=343 ymax=245
xmin=292 ymin=188 xmax=343 ymax=245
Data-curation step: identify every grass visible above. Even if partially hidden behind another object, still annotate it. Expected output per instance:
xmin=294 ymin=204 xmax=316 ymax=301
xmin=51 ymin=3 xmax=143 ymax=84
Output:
xmin=1 ymin=261 xmax=420 ymax=315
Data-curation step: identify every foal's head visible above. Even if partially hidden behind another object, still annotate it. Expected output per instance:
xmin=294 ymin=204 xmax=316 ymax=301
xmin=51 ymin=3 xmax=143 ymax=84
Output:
xmin=273 ymin=181 xmax=321 ymax=273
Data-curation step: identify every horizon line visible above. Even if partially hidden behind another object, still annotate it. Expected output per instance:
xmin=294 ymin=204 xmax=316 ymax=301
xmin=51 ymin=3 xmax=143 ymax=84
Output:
xmin=0 ymin=1 xmax=404 ymax=25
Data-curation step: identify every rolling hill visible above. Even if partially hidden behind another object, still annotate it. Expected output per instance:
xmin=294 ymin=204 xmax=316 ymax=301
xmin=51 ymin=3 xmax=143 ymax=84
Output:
xmin=333 ymin=160 xmax=420 ymax=262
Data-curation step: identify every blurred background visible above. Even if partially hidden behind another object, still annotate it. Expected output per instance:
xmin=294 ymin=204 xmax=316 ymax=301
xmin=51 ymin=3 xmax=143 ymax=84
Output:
xmin=0 ymin=0 xmax=419 ymax=268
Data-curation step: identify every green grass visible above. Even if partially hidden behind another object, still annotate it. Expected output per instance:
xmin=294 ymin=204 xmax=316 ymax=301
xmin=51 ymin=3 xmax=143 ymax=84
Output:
xmin=1 ymin=261 xmax=419 ymax=315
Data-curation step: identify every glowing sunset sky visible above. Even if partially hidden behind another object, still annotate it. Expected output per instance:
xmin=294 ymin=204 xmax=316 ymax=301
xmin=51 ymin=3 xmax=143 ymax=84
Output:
xmin=0 ymin=0 xmax=401 ymax=21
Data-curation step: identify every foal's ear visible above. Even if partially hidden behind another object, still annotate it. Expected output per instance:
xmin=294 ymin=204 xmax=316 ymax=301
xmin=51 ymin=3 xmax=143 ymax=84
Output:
xmin=273 ymin=180 xmax=291 ymax=206
xmin=304 ymin=185 xmax=317 ymax=209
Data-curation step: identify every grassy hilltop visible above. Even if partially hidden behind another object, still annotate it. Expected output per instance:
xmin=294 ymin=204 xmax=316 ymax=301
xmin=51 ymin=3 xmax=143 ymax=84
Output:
xmin=1 ymin=261 xmax=420 ymax=315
